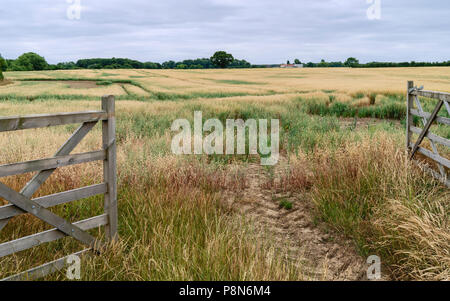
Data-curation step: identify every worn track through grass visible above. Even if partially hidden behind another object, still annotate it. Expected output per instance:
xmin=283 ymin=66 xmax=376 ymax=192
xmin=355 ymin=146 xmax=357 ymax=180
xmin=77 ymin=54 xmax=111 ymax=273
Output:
xmin=223 ymin=160 xmax=370 ymax=280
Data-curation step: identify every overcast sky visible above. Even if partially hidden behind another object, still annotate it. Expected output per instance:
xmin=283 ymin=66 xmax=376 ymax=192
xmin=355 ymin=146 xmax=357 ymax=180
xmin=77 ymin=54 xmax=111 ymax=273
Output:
xmin=1 ymin=0 xmax=449 ymax=64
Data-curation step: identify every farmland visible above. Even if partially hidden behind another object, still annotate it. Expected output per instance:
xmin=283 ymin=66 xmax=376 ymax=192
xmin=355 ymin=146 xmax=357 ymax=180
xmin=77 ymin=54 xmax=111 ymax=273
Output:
xmin=0 ymin=67 xmax=449 ymax=280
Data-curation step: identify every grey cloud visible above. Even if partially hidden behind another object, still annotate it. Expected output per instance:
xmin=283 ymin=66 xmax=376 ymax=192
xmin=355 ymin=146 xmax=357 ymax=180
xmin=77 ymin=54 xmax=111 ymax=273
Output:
xmin=0 ymin=0 xmax=449 ymax=64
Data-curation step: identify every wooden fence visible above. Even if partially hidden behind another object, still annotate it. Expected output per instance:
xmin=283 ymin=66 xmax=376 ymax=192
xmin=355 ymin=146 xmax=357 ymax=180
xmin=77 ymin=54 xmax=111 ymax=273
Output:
xmin=407 ymin=81 xmax=450 ymax=187
xmin=0 ymin=95 xmax=117 ymax=280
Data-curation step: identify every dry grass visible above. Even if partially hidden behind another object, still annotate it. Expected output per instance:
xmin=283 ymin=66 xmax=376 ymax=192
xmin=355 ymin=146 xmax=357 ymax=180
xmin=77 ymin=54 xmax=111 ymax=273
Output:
xmin=372 ymin=197 xmax=449 ymax=280
xmin=283 ymin=133 xmax=449 ymax=280
xmin=0 ymin=129 xmax=306 ymax=280
xmin=0 ymin=104 xmax=306 ymax=280
xmin=0 ymin=67 xmax=448 ymax=280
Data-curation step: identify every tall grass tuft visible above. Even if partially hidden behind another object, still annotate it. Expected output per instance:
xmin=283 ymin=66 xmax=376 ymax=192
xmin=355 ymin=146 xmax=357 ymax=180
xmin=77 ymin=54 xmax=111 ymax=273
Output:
xmin=287 ymin=133 xmax=450 ymax=280
xmin=368 ymin=93 xmax=377 ymax=105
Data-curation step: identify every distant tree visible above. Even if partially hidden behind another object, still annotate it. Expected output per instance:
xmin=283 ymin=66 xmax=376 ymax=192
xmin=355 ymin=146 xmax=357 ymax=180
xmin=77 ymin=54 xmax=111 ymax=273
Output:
xmin=143 ymin=62 xmax=161 ymax=69
xmin=210 ymin=51 xmax=234 ymax=68
xmin=0 ymin=55 xmax=5 ymax=80
xmin=294 ymin=59 xmax=301 ymax=64
xmin=46 ymin=64 xmax=58 ymax=70
xmin=122 ymin=63 xmax=133 ymax=69
xmin=229 ymin=59 xmax=251 ymax=68
xmin=344 ymin=57 xmax=359 ymax=68
xmin=15 ymin=52 xmax=48 ymax=71
xmin=318 ymin=59 xmax=329 ymax=67
xmin=56 ymin=61 xmax=77 ymax=70
xmin=328 ymin=61 xmax=344 ymax=67
xmin=287 ymin=60 xmax=290 ymax=65
xmin=0 ymin=55 xmax=7 ymax=71
xmin=87 ymin=63 xmax=103 ymax=69
xmin=162 ymin=60 xmax=176 ymax=69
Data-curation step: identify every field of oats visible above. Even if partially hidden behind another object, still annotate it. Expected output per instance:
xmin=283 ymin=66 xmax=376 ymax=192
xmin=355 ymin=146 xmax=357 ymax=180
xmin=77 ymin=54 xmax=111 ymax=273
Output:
xmin=0 ymin=67 xmax=449 ymax=280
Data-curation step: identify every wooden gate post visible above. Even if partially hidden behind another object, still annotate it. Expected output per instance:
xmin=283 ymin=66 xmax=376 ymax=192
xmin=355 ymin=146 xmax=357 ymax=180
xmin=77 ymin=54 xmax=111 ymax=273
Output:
xmin=406 ymin=81 xmax=414 ymax=151
xmin=102 ymin=95 xmax=118 ymax=241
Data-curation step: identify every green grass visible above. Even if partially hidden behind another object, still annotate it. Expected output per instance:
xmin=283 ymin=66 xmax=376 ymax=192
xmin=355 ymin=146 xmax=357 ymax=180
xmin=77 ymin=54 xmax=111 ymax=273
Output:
xmin=0 ymin=93 xmax=99 ymax=102
xmin=304 ymin=98 xmax=406 ymax=120
xmin=96 ymin=80 xmax=113 ymax=86
xmin=279 ymin=200 xmax=293 ymax=210
xmin=213 ymin=79 xmax=265 ymax=85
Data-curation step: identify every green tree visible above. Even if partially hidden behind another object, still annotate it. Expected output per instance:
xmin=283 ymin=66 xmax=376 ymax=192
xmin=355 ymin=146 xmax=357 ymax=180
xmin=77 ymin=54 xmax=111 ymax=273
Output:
xmin=294 ymin=59 xmax=301 ymax=64
xmin=318 ymin=59 xmax=329 ymax=67
xmin=344 ymin=57 xmax=359 ymax=68
xmin=210 ymin=51 xmax=234 ymax=68
xmin=15 ymin=52 xmax=48 ymax=71
xmin=0 ymin=55 xmax=7 ymax=72
xmin=0 ymin=55 xmax=5 ymax=80
xmin=162 ymin=60 xmax=176 ymax=69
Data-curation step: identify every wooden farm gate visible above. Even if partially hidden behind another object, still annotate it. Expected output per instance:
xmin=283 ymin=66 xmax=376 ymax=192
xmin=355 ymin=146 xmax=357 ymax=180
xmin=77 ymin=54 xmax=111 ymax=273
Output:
xmin=0 ymin=95 xmax=117 ymax=280
xmin=407 ymin=81 xmax=450 ymax=187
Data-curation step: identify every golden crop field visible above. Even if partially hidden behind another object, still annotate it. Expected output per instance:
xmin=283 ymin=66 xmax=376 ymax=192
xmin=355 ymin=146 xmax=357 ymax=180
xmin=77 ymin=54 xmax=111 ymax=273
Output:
xmin=3 ymin=67 xmax=450 ymax=97
xmin=0 ymin=67 xmax=449 ymax=281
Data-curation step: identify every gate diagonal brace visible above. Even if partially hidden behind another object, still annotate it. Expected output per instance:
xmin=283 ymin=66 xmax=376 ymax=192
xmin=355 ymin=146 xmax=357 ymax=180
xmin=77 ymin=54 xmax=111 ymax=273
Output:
xmin=0 ymin=181 xmax=104 ymax=253
xmin=410 ymin=99 xmax=444 ymax=160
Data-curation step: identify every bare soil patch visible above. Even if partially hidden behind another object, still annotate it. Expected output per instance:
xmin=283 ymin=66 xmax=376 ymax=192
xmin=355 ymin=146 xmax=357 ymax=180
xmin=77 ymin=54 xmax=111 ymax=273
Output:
xmin=64 ymin=81 xmax=99 ymax=89
xmin=0 ymin=80 xmax=13 ymax=87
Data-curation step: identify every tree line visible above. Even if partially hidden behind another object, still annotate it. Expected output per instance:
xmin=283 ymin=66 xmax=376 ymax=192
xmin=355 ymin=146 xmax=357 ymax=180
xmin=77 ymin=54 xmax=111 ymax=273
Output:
xmin=1 ymin=52 xmax=449 ymax=74
xmin=0 ymin=51 xmax=250 ymax=71
xmin=282 ymin=57 xmax=450 ymax=68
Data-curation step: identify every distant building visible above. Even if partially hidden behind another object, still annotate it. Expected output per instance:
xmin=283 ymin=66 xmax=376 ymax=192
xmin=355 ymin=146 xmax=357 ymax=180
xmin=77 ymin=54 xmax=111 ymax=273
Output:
xmin=280 ymin=64 xmax=304 ymax=68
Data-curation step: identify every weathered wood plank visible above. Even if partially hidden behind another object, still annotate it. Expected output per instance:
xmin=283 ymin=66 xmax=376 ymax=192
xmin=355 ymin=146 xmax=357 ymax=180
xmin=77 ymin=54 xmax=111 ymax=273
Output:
xmin=410 ymin=100 xmax=444 ymax=159
xmin=0 ymin=182 xmax=104 ymax=252
xmin=410 ymin=126 xmax=450 ymax=148
xmin=102 ymin=95 xmax=118 ymax=241
xmin=0 ymin=122 xmax=97 ymax=232
xmin=406 ymin=81 xmax=414 ymax=150
xmin=410 ymin=143 xmax=450 ymax=169
xmin=444 ymin=99 xmax=450 ymax=116
xmin=0 ymin=111 xmax=107 ymax=132
xmin=410 ymin=109 xmax=450 ymax=125
xmin=1 ymin=249 xmax=91 ymax=281
xmin=413 ymin=90 xmax=450 ymax=102
xmin=0 ymin=183 xmax=107 ymax=220
xmin=0 ymin=215 xmax=107 ymax=258
xmin=0 ymin=150 xmax=106 ymax=178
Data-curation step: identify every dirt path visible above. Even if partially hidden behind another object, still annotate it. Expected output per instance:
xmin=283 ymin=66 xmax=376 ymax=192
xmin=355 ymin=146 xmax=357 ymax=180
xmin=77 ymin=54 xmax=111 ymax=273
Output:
xmin=223 ymin=161 xmax=368 ymax=280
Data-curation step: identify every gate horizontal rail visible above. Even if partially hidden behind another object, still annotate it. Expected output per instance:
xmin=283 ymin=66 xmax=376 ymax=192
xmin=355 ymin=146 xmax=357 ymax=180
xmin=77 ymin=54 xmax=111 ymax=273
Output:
xmin=0 ymin=111 xmax=108 ymax=132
